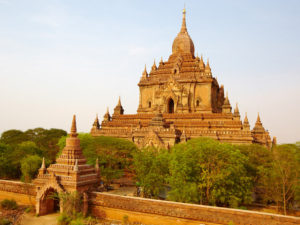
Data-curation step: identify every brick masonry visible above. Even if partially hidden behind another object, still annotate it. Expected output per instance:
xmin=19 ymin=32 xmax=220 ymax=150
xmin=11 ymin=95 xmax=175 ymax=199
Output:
xmin=0 ymin=180 xmax=36 ymax=205
xmin=0 ymin=181 xmax=299 ymax=224
xmin=90 ymin=192 xmax=300 ymax=225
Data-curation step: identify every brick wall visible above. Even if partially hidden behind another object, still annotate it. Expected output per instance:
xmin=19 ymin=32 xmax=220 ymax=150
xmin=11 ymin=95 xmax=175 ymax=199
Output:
xmin=90 ymin=192 xmax=300 ymax=225
xmin=0 ymin=180 xmax=36 ymax=205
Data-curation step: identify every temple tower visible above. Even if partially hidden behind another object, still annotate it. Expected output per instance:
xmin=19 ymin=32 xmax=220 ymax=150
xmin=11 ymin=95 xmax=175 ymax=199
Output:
xmin=34 ymin=115 xmax=100 ymax=215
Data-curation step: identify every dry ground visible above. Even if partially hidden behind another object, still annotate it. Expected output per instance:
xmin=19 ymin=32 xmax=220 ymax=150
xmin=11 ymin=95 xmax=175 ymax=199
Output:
xmin=20 ymin=213 xmax=59 ymax=225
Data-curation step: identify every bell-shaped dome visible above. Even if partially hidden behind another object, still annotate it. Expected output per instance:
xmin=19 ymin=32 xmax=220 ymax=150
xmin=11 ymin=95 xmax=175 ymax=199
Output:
xmin=172 ymin=8 xmax=195 ymax=56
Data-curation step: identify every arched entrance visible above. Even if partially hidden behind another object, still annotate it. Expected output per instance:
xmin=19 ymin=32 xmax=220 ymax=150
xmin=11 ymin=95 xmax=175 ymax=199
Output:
xmin=38 ymin=188 xmax=60 ymax=215
xmin=168 ymin=98 xmax=174 ymax=113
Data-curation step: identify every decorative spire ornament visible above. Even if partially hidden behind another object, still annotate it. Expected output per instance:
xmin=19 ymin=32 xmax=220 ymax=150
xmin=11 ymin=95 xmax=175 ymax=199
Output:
xmin=243 ymin=113 xmax=250 ymax=131
xmin=142 ymin=64 xmax=148 ymax=78
xmin=41 ymin=157 xmax=45 ymax=169
xmin=151 ymin=59 xmax=157 ymax=72
xmin=70 ymin=115 xmax=78 ymax=137
xmin=205 ymin=58 xmax=212 ymax=76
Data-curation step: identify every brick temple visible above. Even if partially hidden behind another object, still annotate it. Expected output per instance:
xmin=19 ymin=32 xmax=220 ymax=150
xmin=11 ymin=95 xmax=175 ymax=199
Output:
xmin=91 ymin=8 xmax=273 ymax=149
xmin=34 ymin=115 xmax=100 ymax=215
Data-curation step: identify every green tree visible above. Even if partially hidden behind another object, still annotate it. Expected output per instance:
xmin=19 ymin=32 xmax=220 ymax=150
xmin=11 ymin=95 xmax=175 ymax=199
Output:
xmin=20 ymin=155 xmax=42 ymax=182
xmin=260 ymin=144 xmax=300 ymax=215
xmin=133 ymin=147 xmax=169 ymax=198
xmin=167 ymin=138 xmax=252 ymax=207
xmin=0 ymin=143 xmax=16 ymax=178
xmin=236 ymin=144 xmax=273 ymax=202
xmin=25 ymin=128 xmax=67 ymax=162
xmin=0 ymin=129 xmax=29 ymax=145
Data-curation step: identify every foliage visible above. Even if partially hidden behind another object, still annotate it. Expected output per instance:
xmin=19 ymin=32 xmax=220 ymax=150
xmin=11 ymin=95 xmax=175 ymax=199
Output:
xmin=133 ymin=138 xmax=300 ymax=212
xmin=57 ymin=213 xmax=72 ymax=225
xmin=0 ymin=128 xmax=66 ymax=180
xmin=133 ymin=147 xmax=170 ymax=198
xmin=58 ymin=192 xmax=82 ymax=219
xmin=0 ymin=199 xmax=18 ymax=210
xmin=56 ymin=191 xmax=98 ymax=225
xmin=20 ymin=155 xmax=42 ymax=182
xmin=24 ymin=128 xmax=67 ymax=161
xmin=236 ymin=144 xmax=273 ymax=202
xmin=167 ymin=138 xmax=252 ymax=207
xmin=258 ymin=144 xmax=300 ymax=214
xmin=0 ymin=130 xmax=29 ymax=145
xmin=0 ymin=143 xmax=16 ymax=178
xmin=58 ymin=133 xmax=138 ymax=188
xmin=0 ymin=218 xmax=11 ymax=225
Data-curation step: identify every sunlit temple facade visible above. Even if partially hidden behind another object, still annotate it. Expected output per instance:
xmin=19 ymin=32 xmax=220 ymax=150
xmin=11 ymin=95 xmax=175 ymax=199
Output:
xmin=91 ymin=9 xmax=273 ymax=149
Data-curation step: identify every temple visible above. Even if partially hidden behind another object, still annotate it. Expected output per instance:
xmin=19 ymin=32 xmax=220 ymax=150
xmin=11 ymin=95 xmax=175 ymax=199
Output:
xmin=34 ymin=115 xmax=100 ymax=215
xmin=91 ymin=8 xmax=273 ymax=149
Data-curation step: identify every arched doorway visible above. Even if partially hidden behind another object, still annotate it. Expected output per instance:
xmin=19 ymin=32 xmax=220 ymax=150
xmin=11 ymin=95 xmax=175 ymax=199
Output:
xmin=38 ymin=188 xmax=60 ymax=215
xmin=168 ymin=98 xmax=174 ymax=113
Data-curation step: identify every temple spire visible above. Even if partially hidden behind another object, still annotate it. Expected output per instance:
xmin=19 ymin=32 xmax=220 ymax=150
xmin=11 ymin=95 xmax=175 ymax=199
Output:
xmin=257 ymin=113 xmax=261 ymax=124
xmin=142 ymin=65 xmax=148 ymax=78
xmin=222 ymin=92 xmax=232 ymax=113
xmin=70 ymin=115 xmax=78 ymax=137
xmin=205 ymin=58 xmax=212 ymax=76
xmin=93 ymin=114 xmax=100 ymax=129
xmin=113 ymin=97 xmax=124 ymax=115
xmin=103 ymin=107 xmax=111 ymax=121
xmin=233 ymin=103 xmax=240 ymax=120
xmin=41 ymin=157 xmax=45 ymax=169
xmin=243 ymin=113 xmax=250 ymax=131
xmin=199 ymin=55 xmax=205 ymax=70
xmin=180 ymin=6 xmax=187 ymax=33
xmin=151 ymin=59 xmax=157 ymax=72
xmin=118 ymin=96 xmax=121 ymax=106
xmin=252 ymin=112 xmax=265 ymax=133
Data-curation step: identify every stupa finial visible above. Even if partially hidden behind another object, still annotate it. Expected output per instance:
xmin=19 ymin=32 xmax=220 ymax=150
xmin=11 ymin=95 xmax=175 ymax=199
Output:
xmin=41 ymin=157 xmax=45 ymax=169
xmin=70 ymin=115 xmax=78 ymax=137
xmin=118 ymin=96 xmax=121 ymax=106
xmin=181 ymin=6 xmax=187 ymax=33
xmin=142 ymin=64 xmax=148 ymax=77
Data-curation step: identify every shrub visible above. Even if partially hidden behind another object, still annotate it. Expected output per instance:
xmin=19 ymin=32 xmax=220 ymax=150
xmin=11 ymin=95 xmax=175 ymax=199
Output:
xmin=57 ymin=213 xmax=72 ymax=225
xmin=0 ymin=218 xmax=12 ymax=225
xmin=70 ymin=218 xmax=84 ymax=225
xmin=25 ymin=206 xmax=33 ymax=213
xmin=0 ymin=199 xmax=18 ymax=210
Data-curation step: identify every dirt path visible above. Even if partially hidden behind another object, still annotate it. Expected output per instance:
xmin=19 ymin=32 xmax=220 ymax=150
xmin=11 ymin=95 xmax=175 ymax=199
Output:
xmin=20 ymin=213 xmax=59 ymax=225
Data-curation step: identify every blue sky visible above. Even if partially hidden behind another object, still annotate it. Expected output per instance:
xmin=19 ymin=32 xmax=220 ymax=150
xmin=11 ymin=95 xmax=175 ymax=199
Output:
xmin=0 ymin=0 xmax=299 ymax=143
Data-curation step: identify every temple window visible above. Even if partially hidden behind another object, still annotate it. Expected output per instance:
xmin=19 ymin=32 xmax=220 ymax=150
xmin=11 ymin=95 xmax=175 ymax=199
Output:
xmin=148 ymin=101 xmax=151 ymax=108
xmin=196 ymin=100 xmax=200 ymax=107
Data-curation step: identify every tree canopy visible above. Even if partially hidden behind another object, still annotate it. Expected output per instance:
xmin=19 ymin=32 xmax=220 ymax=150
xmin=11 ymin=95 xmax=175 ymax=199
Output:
xmin=133 ymin=137 xmax=300 ymax=212
xmin=0 ymin=128 xmax=66 ymax=179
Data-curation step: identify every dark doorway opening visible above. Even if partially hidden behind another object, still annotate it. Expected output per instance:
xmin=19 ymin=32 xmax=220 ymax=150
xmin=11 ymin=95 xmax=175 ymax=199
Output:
xmin=40 ymin=188 xmax=60 ymax=215
xmin=168 ymin=98 xmax=174 ymax=113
